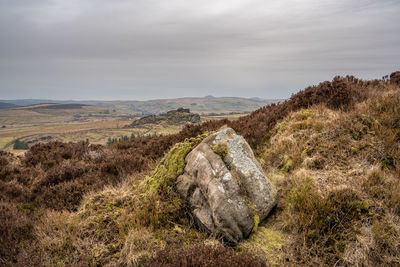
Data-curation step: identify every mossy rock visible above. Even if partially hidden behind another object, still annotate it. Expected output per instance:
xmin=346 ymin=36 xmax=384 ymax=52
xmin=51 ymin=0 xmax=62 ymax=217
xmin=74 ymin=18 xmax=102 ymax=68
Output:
xmin=140 ymin=132 xmax=209 ymax=229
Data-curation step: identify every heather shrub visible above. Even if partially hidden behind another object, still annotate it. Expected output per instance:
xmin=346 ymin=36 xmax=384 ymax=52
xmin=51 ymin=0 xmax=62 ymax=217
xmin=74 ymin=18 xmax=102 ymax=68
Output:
xmin=144 ymin=243 xmax=267 ymax=267
xmin=36 ymin=134 xmax=210 ymax=266
xmin=0 ymin=180 xmax=29 ymax=203
xmin=24 ymin=141 xmax=92 ymax=170
xmin=0 ymin=201 xmax=33 ymax=265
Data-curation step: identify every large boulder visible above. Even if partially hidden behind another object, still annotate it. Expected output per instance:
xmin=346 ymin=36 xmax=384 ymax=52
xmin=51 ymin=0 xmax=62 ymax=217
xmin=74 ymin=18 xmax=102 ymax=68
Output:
xmin=176 ymin=128 xmax=277 ymax=244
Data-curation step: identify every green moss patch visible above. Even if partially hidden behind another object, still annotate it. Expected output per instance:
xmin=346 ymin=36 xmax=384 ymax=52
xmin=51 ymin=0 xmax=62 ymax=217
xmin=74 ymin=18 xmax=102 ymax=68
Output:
xmin=210 ymin=142 xmax=229 ymax=161
xmin=140 ymin=133 xmax=209 ymax=229
xmin=280 ymin=156 xmax=293 ymax=173
xmin=252 ymin=214 xmax=260 ymax=233
xmin=238 ymin=227 xmax=284 ymax=266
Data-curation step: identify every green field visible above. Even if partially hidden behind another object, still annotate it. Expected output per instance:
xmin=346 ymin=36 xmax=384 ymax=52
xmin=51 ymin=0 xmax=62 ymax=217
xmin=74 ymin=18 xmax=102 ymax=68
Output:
xmin=0 ymin=104 xmax=135 ymax=127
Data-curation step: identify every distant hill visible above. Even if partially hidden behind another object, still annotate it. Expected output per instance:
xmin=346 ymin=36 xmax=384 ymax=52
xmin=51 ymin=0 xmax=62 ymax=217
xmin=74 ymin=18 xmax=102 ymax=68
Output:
xmin=0 ymin=99 xmax=56 ymax=107
xmin=18 ymin=103 xmax=88 ymax=110
xmin=0 ymin=102 xmax=19 ymax=109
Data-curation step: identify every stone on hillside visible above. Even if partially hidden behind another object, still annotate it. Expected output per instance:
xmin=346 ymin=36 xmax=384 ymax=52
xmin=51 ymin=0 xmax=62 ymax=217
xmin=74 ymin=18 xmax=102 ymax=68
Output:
xmin=390 ymin=71 xmax=400 ymax=85
xmin=176 ymin=128 xmax=277 ymax=244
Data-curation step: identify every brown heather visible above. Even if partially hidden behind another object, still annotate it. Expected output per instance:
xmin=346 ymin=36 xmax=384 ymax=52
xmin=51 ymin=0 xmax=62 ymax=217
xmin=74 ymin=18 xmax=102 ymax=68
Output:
xmin=0 ymin=74 xmax=399 ymax=266
xmin=144 ymin=243 xmax=267 ymax=267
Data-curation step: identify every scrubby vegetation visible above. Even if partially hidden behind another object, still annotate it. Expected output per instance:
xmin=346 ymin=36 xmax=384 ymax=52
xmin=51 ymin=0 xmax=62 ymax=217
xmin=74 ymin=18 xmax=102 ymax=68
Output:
xmin=106 ymin=133 xmax=157 ymax=146
xmin=1 ymin=73 xmax=399 ymax=266
xmin=13 ymin=139 xmax=29 ymax=150
xmin=258 ymin=82 xmax=400 ymax=265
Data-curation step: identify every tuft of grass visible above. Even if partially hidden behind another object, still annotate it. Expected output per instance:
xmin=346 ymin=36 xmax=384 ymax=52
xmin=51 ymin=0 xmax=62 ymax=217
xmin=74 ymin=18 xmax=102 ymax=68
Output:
xmin=369 ymin=219 xmax=400 ymax=265
xmin=284 ymin=177 xmax=370 ymax=265
xmin=238 ymin=227 xmax=284 ymax=266
xmin=362 ymin=166 xmax=400 ymax=216
xmin=118 ymin=228 xmax=161 ymax=266
xmin=280 ymin=156 xmax=293 ymax=173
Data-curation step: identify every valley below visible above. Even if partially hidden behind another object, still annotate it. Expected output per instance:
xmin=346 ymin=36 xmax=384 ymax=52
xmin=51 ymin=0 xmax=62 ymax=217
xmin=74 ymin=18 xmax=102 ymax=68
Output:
xmin=0 ymin=97 xmax=266 ymax=150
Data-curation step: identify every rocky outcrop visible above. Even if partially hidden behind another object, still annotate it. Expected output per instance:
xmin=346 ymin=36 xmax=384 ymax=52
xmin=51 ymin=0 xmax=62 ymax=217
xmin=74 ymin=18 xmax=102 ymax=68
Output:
xmin=127 ymin=108 xmax=200 ymax=127
xmin=390 ymin=71 xmax=400 ymax=85
xmin=176 ymin=128 xmax=277 ymax=244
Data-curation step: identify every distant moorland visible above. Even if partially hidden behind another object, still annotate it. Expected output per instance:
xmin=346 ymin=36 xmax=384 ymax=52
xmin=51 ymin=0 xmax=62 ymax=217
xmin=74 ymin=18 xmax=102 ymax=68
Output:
xmin=0 ymin=96 xmax=280 ymax=114
xmin=0 ymin=97 xmax=274 ymax=150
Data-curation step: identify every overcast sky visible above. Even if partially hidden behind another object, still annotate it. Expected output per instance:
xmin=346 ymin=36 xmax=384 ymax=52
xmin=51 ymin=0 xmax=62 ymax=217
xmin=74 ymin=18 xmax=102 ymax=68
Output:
xmin=0 ymin=0 xmax=399 ymax=100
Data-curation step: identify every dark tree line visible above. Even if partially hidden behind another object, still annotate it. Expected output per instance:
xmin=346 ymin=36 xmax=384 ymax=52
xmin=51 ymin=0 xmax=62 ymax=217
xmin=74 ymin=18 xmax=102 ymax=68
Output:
xmin=107 ymin=132 xmax=158 ymax=146
xmin=13 ymin=139 xmax=29 ymax=150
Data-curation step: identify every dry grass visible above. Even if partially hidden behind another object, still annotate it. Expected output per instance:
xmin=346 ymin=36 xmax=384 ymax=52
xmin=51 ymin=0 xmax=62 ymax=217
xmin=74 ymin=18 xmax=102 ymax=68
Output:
xmin=254 ymin=87 xmax=400 ymax=266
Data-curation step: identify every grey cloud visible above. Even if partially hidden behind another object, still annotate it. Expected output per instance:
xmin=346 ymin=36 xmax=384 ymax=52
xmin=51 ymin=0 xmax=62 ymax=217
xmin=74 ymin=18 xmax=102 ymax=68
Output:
xmin=0 ymin=0 xmax=399 ymax=100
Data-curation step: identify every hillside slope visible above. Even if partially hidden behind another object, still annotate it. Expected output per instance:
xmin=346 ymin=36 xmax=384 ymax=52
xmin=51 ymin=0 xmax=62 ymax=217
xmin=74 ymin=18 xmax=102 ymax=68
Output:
xmin=1 ymin=74 xmax=399 ymax=266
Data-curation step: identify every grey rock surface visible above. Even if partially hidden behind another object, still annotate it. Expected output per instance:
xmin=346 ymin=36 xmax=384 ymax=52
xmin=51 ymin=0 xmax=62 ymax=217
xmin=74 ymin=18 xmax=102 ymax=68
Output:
xmin=176 ymin=127 xmax=277 ymax=243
